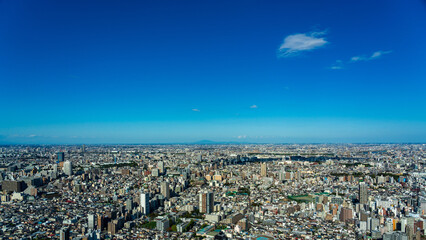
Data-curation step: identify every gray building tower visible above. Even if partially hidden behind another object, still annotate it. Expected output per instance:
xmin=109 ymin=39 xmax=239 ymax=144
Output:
xmin=161 ymin=181 xmax=170 ymax=199
xmin=359 ymin=182 xmax=368 ymax=204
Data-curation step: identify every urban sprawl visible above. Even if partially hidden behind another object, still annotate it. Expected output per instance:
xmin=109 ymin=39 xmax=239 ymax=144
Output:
xmin=0 ymin=144 xmax=425 ymax=240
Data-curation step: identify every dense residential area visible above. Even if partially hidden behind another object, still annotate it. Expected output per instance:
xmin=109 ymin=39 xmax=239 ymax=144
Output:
xmin=0 ymin=144 xmax=425 ymax=239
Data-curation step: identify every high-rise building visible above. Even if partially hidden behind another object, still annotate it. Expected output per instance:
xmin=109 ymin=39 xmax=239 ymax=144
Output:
xmin=261 ymin=163 xmax=267 ymax=177
xmin=140 ymin=192 xmax=150 ymax=215
xmin=199 ymin=191 xmax=214 ymax=214
xmin=151 ymin=168 xmax=160 ymax=177
xmin=57 ymin=152 xmax=65 ymax=163
xmin=156 ymin=216 xmax=170 ymax=232
xmin=97 ymin=215 xmax=104 ymax=230
xmin=60 ymin=227 xmax=70 ymax=240
xmin=339 ymin=207 xmax=353 ymax=222
xmin=158 ymin=161 xmax=165 ymax=174
xmin=63 ymin=161 xmax=73 ymax=176
xmin=88 ymin=214 xmax=95 ymax=230
xmin=279 ymin=167 xmax=286 ymax=181
xmin=359 ymin=182 xmax=368 ymax=204
xmin=161 ymin=181 xmax=170 ymax=199
xmin=126 ymin=198 xmax=133 ymax=212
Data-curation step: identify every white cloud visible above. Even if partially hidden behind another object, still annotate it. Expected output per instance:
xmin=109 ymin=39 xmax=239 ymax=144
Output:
xmin=371 ymin=50 xmax=392 ymax=59
xmin=192 ymin=109 xmax=200 ymax=112
xmin=278 ymin=30 xmax=328 ymax=57
xmin=350 ymin=50 xmax=392 ymax=62
xmin=330 ymin=60 xmax=344 ymax=70
xmin=250 ymin=105 xmax=258 ymax=109
xmin=237 ymin=135 xmax=247 ymax=139
xmin=350 ymin=56 xmax=365 ymax=62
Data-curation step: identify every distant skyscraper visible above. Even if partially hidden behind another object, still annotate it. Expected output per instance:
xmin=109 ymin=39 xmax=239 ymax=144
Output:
xmin=88 ymin=214 xmax=95 ymax=230
xmin=279 ymin=167 xmax=286 ymax=181
xmin=97 ymin=215 xmax=104 ymax=230
xmin=82 ymin=144 xmax=85 ymax=153
xmin=261 ymin=163 xmax=267 ymax=177
xmin=158 ymin=161 xmax=165 ymax=174
xmin=359 ymin=182 xmax=368 ymax=204
xmin=140 ymin=192 xmax=150 ymax=215
xmin=60 ymin=227 xmax=70 ymax=240
xmin=339 ymin=207 xmax=353 ymax=222
xmin=57 ymin=152 xmax=65 ymax=163
xmin=151 ymin=168 xmax=160 ymax=177
xmin=199 ymin=191 xmax=214 ymax=214
xmin=63 ymin=161 xmax=73 ymax=176
xmin=161 ymin=181 xmax=170 ymax=199
xmin=198 ymin=154 xmax=203 ymax=162
xmin=126 ymin=198 xmax=133 ymax=212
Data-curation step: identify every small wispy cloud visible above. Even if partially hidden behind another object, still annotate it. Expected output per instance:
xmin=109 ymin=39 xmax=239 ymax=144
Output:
xmin=350 ymin=50 xmax=392 ymax=62
xmin=237 ymin=135 xmax=247 ymax=139
xmin=330 ymin=50 xmax=392 ymax=70
xmin=250 ymin=105 xmax=258 ymax=109
xmin=330 ymin=60 xmax=344 ymax=70
xmin=371 ymin=50 xmax=392 ymax=59
xmin=192 ymin=108 xmax=200 ymax=112
xmin=278 ymin=30 xmax=328 ymax=57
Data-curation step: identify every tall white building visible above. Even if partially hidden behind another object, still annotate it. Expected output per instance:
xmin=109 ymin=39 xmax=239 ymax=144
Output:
xmin=140 ymin=192 xmax=150 ymax=215
xmin=63 ymin=161 xmax=73 ymax=176
xmin=88 ymin=214 xmax=95 ymax=230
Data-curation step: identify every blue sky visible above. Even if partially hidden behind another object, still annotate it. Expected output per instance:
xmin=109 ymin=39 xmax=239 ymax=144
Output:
xmin=1 ymin=0 xmax=425 ymax=144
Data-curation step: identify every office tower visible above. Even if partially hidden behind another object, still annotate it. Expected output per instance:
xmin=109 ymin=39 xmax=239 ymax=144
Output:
xmin=279 ymin=167 xmax=286 ymax=181
xmin=63 ymin=161 xmax=73 ymax=176
xmin=140 ymin=192 xmax=150 ymax=215
xmin=156 ymin=216 xmax=170 ymax=232
xmin=97 ymin=215 xmax=104 ymax=230
xmin=199 ymin=191 xmax=214 ymax=214
xmin=108 ymin=221 xmax=117 ymax=235
xmin=2 ymin=180 xmax=25 ymax=193
xmin=60 ymin=227 xmax=70 ymax=240
xmin=198 ymin=154 xmax=202 ymax=162
xmin=126 ymin=198 xmax=133 ymax=212
xmin=152 ymin=168 xmax=160 ymax=177
xmin=88 ymin=214 xmax=95 ymax=230
xmin=406 ymin=225 xmax=413 ymax=240
xmin=57 ymin=152 xmax=65 ymax=163
xmin=261 ymin=163 xmax=267 ymax=177
xmin=82 ymin=144 xmax=85 ymax=153
xmin=359 ymin=182 xmax=368 ymax=204
xmin=161 ymin=181 xmax=170 ymax=199
xmin=339 ymin=207 xmax=353 ymax=222
xmin=158 ymin=161 xmax=164 ymax=174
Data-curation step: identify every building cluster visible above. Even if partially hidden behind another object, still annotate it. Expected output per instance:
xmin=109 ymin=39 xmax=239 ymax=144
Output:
xmin=0 ymin=144 xmax=425 ymax=239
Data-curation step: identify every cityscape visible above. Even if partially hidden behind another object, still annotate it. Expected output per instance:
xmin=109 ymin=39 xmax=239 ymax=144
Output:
xmin=1 ymin=0 xmax=426 ymax=239
xmin=0 ymin=144 xmax=425 ymax=239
